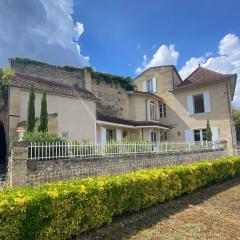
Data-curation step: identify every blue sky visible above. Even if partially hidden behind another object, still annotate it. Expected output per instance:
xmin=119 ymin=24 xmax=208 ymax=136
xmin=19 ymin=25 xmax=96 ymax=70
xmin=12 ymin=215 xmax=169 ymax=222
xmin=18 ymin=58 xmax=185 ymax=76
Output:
xmin=72 ymin=0 xmax=240 ymax=76
xmin=0 ymin=0 xmax=240 ymax=104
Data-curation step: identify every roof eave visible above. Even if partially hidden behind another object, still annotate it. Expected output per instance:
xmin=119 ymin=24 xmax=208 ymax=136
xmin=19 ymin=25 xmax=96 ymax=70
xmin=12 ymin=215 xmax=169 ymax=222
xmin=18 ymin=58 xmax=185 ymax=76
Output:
xmin=170 ymin=75 xmax=237 ymax=93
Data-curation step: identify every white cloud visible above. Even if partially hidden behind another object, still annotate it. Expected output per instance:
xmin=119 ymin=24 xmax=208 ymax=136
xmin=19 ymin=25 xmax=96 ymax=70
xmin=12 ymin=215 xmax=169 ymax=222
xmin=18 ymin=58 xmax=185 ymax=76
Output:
xmin=0 ymin=0 xmax=89 ymax=67
xmin=135 ymin=44 xmax=179 ymax=74
xmin=179 ymin=34 xmax=240 ymax=106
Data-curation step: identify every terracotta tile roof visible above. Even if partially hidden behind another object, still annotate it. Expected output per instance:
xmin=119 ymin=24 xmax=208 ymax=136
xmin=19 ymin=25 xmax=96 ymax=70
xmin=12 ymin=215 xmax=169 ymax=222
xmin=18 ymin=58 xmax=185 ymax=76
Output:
xmin=10 ymin=73 xmax=98 ymax=101
xmin=97 ymin=113 xmax=170 ymax=129
xmin=177 ymin=67 xmax=236 ymax=88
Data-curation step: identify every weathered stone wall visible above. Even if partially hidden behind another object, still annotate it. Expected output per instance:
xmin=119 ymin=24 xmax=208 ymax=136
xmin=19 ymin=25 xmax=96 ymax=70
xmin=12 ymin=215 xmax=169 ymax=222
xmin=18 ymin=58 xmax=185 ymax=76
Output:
xmin=9 ymin=58 xmax=87 ymax=89
xmin=91 ymin=78 xmax=130 ymax=119
xmin=26 ymin=150 xmax=225 ymax=186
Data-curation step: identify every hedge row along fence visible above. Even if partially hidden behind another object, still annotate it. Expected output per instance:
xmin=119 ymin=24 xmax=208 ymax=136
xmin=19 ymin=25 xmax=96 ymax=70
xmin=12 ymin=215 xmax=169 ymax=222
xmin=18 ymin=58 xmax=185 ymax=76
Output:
xmin=0 ymin=156 xmax=240 ymax=240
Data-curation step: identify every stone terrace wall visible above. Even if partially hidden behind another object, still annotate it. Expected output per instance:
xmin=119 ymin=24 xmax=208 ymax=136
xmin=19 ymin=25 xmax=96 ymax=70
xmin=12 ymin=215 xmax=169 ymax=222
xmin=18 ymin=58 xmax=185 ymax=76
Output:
xmin=9 ymin=58 xmax=85 ymax=89
xmin=91 ymin=78 xmax=130 ymax=119
xmin=25 ymin=149 xmax=225 ymax=187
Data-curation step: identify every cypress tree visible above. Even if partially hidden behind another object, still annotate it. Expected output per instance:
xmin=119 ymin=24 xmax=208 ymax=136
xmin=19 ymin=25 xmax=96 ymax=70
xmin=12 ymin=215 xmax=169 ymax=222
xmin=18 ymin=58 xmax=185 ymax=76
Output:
xmin=38 ymin=89 xmax=48 ymax=132
xmin=206 ymin=119 xmax=212 ymax=141
xmin=27 ymin=83 xmax=35 ymax=132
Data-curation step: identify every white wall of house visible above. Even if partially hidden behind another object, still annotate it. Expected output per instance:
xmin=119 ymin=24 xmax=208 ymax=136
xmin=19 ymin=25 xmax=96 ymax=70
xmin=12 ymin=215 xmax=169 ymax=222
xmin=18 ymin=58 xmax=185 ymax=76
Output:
xmin=18 ymin=89 xmax=96 ymax=141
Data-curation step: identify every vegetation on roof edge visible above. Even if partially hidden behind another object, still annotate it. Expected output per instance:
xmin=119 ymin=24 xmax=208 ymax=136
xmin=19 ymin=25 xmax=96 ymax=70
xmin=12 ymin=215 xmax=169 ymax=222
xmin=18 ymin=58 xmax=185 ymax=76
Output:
xmin=91 ymin=70 xmax=135 ymax=91
xmin=11 ymin=57 xmax=135 ymax=91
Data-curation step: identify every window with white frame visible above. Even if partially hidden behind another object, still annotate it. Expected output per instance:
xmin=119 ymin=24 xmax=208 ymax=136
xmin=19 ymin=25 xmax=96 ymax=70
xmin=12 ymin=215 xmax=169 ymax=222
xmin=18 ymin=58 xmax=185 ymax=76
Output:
xmin=193 ymin=129 xmax=207 ymax=142
xmin=187 ymin=92 xmax=211 ymax=115
xmin=147 ymin=79 xmax=153 ymax=93
xmin=143 ymin=77 xmax=157 ymax=93
xmin=150 ymin=101 xmax=157 ymax=120
xmin=193 ymin=94 xmax=205 ymax=113
xmin=61 ymin=132 xmax=68 ymax=140
xmin=160 ymin=130 xmax=167 ymax=141
xmin=151 ymin=130 xmax=157 ymax=143
xmin=106 ymin=129 xmax=116 ymax=141
xmin=159 ymin=103 xmax=166 ymax=118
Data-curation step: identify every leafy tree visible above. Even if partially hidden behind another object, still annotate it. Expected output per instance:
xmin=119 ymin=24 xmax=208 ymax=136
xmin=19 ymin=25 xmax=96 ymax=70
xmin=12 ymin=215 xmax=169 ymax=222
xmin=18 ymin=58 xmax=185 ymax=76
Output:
xmin=0 ymin=67 xmax=14 ymax=90
xmin=38 ymin=89 xmax=48 ymax=132
xmin=233 ymin=109 xmax=240 ymax=141
xmin=27 ymin=83 xmax=35 ymax=132
xmin=206 ymin=119 xmax=212 ymax=141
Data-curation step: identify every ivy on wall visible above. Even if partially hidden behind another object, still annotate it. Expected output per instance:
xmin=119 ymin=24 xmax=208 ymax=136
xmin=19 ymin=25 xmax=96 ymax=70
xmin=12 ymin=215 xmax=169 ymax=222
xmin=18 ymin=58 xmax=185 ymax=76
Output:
xmin=91 ymin=71 xmax=135 ymax=91
xmin=10 ymin=57 xmax=50 ymax=67
xmin=11 ymin=58 xmax=136 ymax=91
xmin=0 ymin=67 xmax=14 ymax=90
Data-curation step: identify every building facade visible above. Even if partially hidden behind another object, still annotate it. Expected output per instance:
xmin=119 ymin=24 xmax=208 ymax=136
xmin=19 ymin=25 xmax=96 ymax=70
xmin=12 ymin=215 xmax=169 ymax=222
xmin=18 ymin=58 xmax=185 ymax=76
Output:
xmin=0 ymin=58 xmax=237 ymax=160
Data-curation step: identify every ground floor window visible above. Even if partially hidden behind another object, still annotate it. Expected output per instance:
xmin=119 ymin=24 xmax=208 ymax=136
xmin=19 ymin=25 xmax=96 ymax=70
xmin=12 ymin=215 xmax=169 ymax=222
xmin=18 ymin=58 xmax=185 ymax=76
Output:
xmin=61 ymin=132 xmax=69 ymax=140
xmin=151 ymin=130 xmax=157 ymax=143
xmin=194 ymin=129 xmax=207 ymax=142
xmin=160 ymin=130 xmax=167 ymax=141
xmin=106 ymin=129 xmax=116 ymax=141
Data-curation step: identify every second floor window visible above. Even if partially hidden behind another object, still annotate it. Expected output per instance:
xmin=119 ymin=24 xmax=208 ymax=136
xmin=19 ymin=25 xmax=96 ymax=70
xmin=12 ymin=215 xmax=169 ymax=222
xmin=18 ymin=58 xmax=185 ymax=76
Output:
xmin=147 ymin=79 xmax=153 ymax=92
xmin=159 ymin=104 xmax=166 ymax=118
xmin=143 ymin=77 xmax=157 ymax=93
xmin=187 ymin=92 xmax=211 ymax=115
xmin=150 ymin=101 xmax=157 ymax=120
xmin=193 ymin=94 xmax=204 ymax=113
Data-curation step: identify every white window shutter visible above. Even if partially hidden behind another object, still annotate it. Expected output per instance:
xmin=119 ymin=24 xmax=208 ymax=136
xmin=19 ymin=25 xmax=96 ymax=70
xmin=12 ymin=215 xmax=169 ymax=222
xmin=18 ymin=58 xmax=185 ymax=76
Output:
xmin=211 ymin=127 xmax=219 ymax=141
xmin=143 ymin=80 xmax=147 ymax=92
xmin=185 ymin=129 xmax=194 ymax=141
xmin=187 ymin=95 xmax=194 ymax=115
xmin=152 ymin=77 xmax=157 ymax=93
xmin=100 ymin=127 xmax=106 ymax=144
xmin=116 ymin=129 xmax=122 ymax=142
xmin=203 ymin=92 xmax=211 ymax=112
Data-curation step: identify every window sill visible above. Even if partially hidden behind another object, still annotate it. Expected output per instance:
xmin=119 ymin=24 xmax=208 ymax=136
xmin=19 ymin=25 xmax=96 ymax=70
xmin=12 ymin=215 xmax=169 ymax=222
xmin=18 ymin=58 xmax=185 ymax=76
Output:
xmin=189 ymin=111 xmax=210 ymax=116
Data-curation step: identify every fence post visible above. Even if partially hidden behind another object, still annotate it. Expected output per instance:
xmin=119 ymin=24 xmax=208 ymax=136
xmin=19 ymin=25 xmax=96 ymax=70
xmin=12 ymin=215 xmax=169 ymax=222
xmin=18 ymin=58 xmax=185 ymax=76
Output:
xmin=9 ymin=142 xmax=28 ymax=188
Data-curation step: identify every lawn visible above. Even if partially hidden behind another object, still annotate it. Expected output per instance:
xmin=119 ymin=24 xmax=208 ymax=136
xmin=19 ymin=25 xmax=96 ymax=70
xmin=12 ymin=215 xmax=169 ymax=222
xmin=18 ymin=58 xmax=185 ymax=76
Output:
xmin=78 ymin=177 xmax=240 ymax=240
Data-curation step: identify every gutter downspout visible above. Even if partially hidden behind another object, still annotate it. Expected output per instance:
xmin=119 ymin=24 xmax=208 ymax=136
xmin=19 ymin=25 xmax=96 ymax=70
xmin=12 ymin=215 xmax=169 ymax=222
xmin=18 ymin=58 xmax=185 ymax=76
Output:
xmin=226 ymin=82 xmax=235 ymax=149
xmin=145 ymin=95 xmax=151 ymax=121
xmin=6 ymin=85 xmax=10 ymax=163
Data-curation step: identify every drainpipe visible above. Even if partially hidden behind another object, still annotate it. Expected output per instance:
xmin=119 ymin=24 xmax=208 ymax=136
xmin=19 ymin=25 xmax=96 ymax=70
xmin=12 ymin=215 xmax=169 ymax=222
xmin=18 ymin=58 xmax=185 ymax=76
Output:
xmin=6 ymin=85 xmax=10 ymax=163
xmin=145 ymin=95 xmax=151 ymax=121
xmin=226 ymin=82 xmax=234 ymax=148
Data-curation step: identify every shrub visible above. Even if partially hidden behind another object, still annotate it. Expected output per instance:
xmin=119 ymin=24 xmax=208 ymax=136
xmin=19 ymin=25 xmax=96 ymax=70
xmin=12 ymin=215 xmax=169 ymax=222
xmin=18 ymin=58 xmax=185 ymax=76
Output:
xmin=23 ymin=132 xmax=64 ymax=143
xmin=23 ymin=132 xmax=66 ymax=160
xmin=0 ymin=156 xmax=240 ymax=239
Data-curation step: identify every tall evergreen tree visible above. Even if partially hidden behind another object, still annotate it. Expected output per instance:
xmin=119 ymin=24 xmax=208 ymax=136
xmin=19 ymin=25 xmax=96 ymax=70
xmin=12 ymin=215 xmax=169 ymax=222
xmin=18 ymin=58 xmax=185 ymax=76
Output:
xmin=206 ymin=119 xmax=212 ymax=141
xmin=38 ymin=89 xmax=48 ymax=132
xmin=27 ymin=83 xmax=35 ymax=132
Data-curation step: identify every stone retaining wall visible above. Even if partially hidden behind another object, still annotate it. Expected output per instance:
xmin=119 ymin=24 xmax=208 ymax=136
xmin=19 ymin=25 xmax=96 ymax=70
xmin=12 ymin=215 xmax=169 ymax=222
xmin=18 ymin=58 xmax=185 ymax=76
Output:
xmin=9 ymin=143 xmax=227 ymax=187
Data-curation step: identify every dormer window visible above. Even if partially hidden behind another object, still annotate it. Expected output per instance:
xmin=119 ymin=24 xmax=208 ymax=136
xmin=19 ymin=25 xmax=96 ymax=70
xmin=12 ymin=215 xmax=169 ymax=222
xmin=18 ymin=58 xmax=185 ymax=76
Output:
xmin=143 ymin=77 xmax=157 ymax=93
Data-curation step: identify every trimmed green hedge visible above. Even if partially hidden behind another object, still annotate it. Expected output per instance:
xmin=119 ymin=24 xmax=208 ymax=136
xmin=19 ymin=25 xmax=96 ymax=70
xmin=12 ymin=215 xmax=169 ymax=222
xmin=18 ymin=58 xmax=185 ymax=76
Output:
xmin=0 ymin=156 xmax=240 ymax=239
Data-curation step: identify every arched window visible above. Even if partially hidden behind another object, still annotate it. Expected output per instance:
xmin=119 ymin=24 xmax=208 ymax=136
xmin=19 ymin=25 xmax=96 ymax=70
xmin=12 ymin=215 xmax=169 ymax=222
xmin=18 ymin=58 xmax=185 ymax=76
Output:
xmin=151 ymin=129 xmax=157 ymax=143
